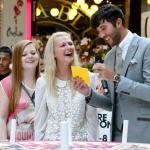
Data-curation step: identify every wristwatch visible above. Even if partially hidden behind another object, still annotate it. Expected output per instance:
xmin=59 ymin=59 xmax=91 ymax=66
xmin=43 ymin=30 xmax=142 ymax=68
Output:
xmin=113 ymin=74 xmax=121 ymax=84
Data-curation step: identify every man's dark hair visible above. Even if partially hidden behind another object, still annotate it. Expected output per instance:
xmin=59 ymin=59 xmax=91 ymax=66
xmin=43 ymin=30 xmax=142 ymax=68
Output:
xmin=90 ymin=4 xmax=126 ymax=29
xmin=0 ymin=46 xmax=12 ymax=58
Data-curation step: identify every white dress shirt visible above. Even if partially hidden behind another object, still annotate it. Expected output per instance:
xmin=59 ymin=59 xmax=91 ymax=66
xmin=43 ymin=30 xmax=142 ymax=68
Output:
xmin=119 ymin=30 xmax=134 ymax=63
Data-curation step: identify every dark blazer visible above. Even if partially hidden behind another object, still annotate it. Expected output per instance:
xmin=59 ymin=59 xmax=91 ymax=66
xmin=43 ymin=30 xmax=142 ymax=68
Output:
xmin=88 ymin=33 xmax=150 ymax=143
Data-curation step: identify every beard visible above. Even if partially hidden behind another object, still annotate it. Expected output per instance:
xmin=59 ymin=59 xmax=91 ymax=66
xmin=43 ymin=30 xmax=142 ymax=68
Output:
xmin=111 ymin=28 xmax=121 ymax=47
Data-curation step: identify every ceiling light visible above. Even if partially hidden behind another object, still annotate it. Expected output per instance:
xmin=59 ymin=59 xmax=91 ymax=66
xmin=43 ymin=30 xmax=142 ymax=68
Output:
xmin=36 ymin=8 xmax=41 ymax=16
xmin=68 ymin=14 xmax=75 ymax=20
xmin=77 ymin=0 xmax=85 ymax=5
xmin=80 ymin=3 xmax=88 ymax=10
xmin=69 ymin=9 xmax=77 ymax=16
xmin=50 ymin=8 xmax=59 ymax=17
xmin=85 ymin=9 xmax=95 ymax=18
xmin=72 ymin=2 xmax=79 ymax=9
xmin=90 ymin=5 xmax=98 ymax=11
xmin=94 ymin=0 xmax=103 ymax=4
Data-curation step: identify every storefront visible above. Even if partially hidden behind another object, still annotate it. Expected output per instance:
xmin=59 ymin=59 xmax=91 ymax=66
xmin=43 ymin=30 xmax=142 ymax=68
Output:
xmin=0 ymin=0 xmax=33 ymax=46
xmin=32 ymin=0 xmax=126 ymax=68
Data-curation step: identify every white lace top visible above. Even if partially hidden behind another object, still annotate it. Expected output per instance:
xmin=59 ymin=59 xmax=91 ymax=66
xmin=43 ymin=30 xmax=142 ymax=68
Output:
xmin=34 ymin=73 xmax=98 ymax=141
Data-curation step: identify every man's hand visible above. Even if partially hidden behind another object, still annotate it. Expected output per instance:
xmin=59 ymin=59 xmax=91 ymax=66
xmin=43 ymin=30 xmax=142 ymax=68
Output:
xmin=92 ymin=63 xmax=116 ymax=81
xmin=73 ymin=77 xmax=90 ymax=96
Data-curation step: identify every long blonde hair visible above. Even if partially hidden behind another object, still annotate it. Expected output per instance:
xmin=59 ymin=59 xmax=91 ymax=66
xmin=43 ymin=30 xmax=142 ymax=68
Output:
xmin=44 ymin=32 xmax=79 ymax=98
xmin=9 ymin=40 xmax=41 ymax=113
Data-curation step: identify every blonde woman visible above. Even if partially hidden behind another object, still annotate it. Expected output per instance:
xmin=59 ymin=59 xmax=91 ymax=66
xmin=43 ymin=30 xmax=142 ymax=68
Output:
xmin=34 ymin=32 xmax=98 ymax=141
xmin=0 ymin=40 xmax=40 ymax=140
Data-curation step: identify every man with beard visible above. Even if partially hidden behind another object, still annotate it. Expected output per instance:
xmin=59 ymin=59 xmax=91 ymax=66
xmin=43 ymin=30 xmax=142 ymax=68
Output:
xmin=0 ymin=46 xmax=12 ymax=81
xmin=73 ymin=4 xmax=150 ymax=143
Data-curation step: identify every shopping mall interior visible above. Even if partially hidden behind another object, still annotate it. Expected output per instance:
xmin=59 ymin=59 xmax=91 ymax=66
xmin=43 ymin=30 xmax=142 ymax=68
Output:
xmin=35 ymin=0 xmax=146 ymax=44
xmin=36 ymin=0 xmax=126 ymax=38
xmin=32 ymin=0 xmax=150 ymax=66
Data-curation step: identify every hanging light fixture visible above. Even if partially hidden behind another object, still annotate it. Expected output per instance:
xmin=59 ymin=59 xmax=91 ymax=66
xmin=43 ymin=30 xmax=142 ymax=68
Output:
xmin=94 ymin=0 xmax=103 ymax=4
xmin=72 ymin=2 xmax=79 ymax=9
xmin=85 ymin=9 xmax=95 ymax=18
xmin=147 ymin=0 xmax=150 ymax=4
xmin=90 ymin=5 xmax=98 ymax=12
xmin=80 ymin=3 xmax=89 ymax=10
xmin=69 ymin=9 xmax=77 ymax=16
xmin=77 ymin=0 xmax=85 ymax=5
xmin=68 ymin=14 xmax=75 ymax=20
xmin=36 ymin=8 xmax=41 ymax=16
xmin=50 ymin=8 xmax=59 ymax=17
